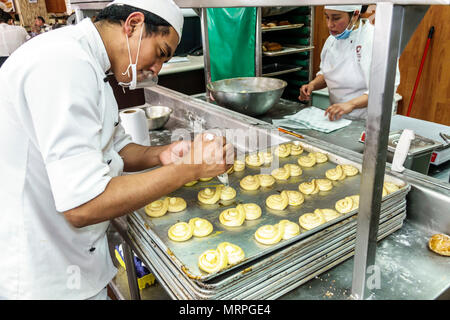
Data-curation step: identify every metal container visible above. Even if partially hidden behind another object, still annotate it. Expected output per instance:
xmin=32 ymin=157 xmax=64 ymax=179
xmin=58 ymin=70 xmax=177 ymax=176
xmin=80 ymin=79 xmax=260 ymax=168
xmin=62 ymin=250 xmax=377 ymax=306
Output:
xmin=145 ymin=105 xmax=173 ymax=130
xmin=206 ymin=77 xmax=287 ymax=116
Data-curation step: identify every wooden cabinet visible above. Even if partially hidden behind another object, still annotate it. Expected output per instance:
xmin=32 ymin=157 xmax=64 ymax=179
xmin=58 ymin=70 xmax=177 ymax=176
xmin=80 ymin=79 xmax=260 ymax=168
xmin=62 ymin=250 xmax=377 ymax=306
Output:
xmin=45 ymin=0 xmax=66 ymax=13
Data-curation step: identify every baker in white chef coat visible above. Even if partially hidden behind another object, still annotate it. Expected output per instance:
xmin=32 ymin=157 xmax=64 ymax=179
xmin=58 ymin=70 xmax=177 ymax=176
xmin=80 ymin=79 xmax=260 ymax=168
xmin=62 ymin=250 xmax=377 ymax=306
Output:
xmin=299 ymin=5 xmax=400 ymax=121
xmin=0 ymin=9 xmax=30 ymax=67
xmin=0 ymin=0 xmax=233 ymax=300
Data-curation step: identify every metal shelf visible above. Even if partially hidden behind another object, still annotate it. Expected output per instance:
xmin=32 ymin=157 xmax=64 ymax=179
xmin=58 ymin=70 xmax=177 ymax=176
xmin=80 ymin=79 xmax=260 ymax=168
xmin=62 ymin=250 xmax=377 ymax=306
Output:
xmin=262 ymin=23 xmax=304 ymax=32
xmin=262 ymin=63 xmax=303 ymax=76
xmin=263 ymin=45 xmax=314 ymax=57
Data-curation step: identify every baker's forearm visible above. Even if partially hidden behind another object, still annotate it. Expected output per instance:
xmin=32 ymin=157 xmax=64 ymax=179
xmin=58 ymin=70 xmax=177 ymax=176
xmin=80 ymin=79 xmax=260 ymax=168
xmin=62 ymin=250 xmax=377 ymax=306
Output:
xmin=310 ymin=74 xmax=327 ymax=90
xmin=347 ymin=94 xmax=368 ymax=110
xmin=119 ymin=143 xmax=167 ymax=172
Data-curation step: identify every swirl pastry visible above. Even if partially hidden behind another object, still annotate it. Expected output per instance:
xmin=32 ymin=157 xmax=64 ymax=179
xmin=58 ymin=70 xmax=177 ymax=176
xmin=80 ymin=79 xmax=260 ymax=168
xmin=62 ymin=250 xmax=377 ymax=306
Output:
xmin=168 ymin=222 xmax=194 ymax=242
xmin=144 ymin=198 xmax=169 ymax=217
xmin=341 ymin=164 xmax=359 ymax=176
xmin=279 ymin=220 xmax=300 ymax=239
xmin=271 ymin=167 xmax=290 ymax=180
xmin=257 ymin=174 xmax=276 ymax=187
xmin=428 ymin=234 xmax=450 ymax=257
xmin=219 ymin=207 xmax=246 ymax=227
xmin=314 ymin=208 xmax=341 ymax=222
xmin=198 ymin=247 xmax=228 ymax=274
xmin=233 ymin=160 xmax=246 ymax=172
xmin=316 ymin=178 xmax=333 ymax=192
xmin=261 ymin=151 xmax=273 ymax=164
xmin=199 ymin=177 xmax=214 ymax=181
xmin=198 ymin=187 xmax=222 ymax=204
xmin=290 ymin=143 xmax=304 ymax=156
xmin=299 ymin=179 xmax=319 ymax=195
xmin=266 ymin=191 xmax=289 ymax=210
xmin=240 ymin=175 xmax=261 ymax=191
xmin=189 ymin=217 xmax=213 ymax=237
xmin=254 ymin=224 xmax=284 ymax=245
xmin=184 ymin=180 xmax=198 ymax=187
xmin=298 ymin=212 xmax=326 ymax=230
xmin=217 ymin=242 xmax=245 ymax=265
xmin=220 ymin=186 xmax=237 ymax=201
xmin=310 ymin=152 xmax=328 ymax=164
xmin=325 ymin=165 xmax=347 ymax=181
xmin=275 ymin=144 xmax=291 ymax=158
xmin=239 ymin=203 xmax=262 ymax=220
xmin=226 ymin=166 xmax=234 ymax=174
xmin=283 ymin=190 xmax=304 ymax=206
xmin=246 ymin=152 xmax=264 ymax=167
xmin=384 ymin=182 xmax=400 ymax=194
xmin=298 ymin=155 xmax=316 ymax=167
xmin=284 ymin=163 xmax=302 ymax=177
xmin=335 ymin=195 xmax=359 ymax=214
xmin=167 ymin=197 xmax=187 ymax=212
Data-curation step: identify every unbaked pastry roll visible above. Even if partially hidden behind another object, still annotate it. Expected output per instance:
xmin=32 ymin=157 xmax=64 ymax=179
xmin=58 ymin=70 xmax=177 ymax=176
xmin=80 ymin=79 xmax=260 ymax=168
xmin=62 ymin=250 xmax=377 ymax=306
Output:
xmin=217 ymin=242 xmax=245 ymax=265
xmin=184 ymin=180 xmax=198 ymax=187
xmin=299 ymin=179 xmax=319 ymax=195
xmin=428 ymin=234 xmax=450 ymax=256
xmin=298 ymin=154 xmax=316 ymax=167
xmin=284 ymin=163 xmax=302 ymax=176
xmin=219 ymin=207 xmax=246 ymax=227
xmin=240 ymin=175 xmax=261 ymax=190
xmin=309 ymin=152 xmax=328 ymax=164
xmin=314 ymin=208 xmax=341 ymax=222
xmin=167 ymin=197 xmax=187 ymax=212
xmin=290 ymin=143 xmax=304 ymax=156
xmin=274 ymin=144 xmax=291 ymax=158
xmin=341 ymin=164 xmax=359 ymax=176
xmin=168 ymin=222 xmax=194 ymax=242
xmin=254 ymin=224 xmax=284 ymax=245
xmin=271 ymin=167 xmax=290 ymax=180
xmin=198 ymin=247 xmax=228 ymax=274
xmin=279 ymin=219 xmax=300 ymax=239
xmin=239 ymin=203 xmax=262 ymax=220
xmin=246 ymin=152 xmax=264 ymax=166
xmin=145 ymin=198 xmax=169 ymax=217
xmin=198 ymin=187 xmax=222 ymax=204
xmin=220 ymin=186 xmax=237 ymax=201
xmin=283 ymin=190 xmax=304 ymax=206
xmin=266 ymin=191 xmax=289 ymax=210
xmin=316 ymin=178 xmax=333 ymax=192
xmin=189 ymin=217 xmax=213 ymax=237
xmin=325 ymin=165 xmax=347 ymax=181
xmin=298 ymin=212 xmax=326 ymax=230
xmin=261 ymin=151 xmax=273 ymax=164
xmin=199 ymin=177 xmax=214 ymax=181
xmin=335 ymin=195 xmax=359 ymax=214
xmin=383 ymin=181 xmax=400 ymax=194
xmin=233 ymin=159 xmax=246 ymax=172
xmin=257 ymin=174 xmax=276 ymax=187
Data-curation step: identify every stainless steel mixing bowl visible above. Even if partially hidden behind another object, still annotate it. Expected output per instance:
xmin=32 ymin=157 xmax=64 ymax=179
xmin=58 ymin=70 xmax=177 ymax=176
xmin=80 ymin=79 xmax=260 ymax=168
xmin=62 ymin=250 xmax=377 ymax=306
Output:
xmin=207 ymin=77 xmax=287 ymax=116
xmin=144 ymin=105 xmax=172 ymax=130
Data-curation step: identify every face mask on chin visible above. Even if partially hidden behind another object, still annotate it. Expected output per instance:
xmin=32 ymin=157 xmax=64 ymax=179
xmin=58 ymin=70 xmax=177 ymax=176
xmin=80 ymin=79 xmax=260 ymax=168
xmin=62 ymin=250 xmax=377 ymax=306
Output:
xmin=332 ymin=12 xmax=357 ymax=40
xmin=118 ymin=24 xmax=159 ymax=91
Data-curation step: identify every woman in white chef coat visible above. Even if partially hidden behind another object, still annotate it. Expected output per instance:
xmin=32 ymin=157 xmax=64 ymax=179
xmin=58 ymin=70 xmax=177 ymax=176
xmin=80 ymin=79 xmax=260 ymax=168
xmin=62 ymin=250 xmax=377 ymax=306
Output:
xmin=299 ymin=5 xmax=400 ymax=121
xmin=0 ymin=0 xmax=233 ymax=300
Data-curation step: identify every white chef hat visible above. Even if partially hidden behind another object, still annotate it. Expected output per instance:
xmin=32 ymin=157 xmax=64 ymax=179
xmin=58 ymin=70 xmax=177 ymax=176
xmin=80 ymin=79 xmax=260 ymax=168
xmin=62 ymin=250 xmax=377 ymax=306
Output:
xmin=108 ymin=0 xmax=184 ymax=42
xmin=324 ymin=5 xmax=362 ymax=12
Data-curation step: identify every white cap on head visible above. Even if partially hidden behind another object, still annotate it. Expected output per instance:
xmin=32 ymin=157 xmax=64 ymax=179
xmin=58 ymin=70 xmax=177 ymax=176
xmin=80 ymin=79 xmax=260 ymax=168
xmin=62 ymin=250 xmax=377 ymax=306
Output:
xmin=324 ymin=5 xmax=362 ymax=12
xmin=107 ymin=0 xmax=184 ymax=43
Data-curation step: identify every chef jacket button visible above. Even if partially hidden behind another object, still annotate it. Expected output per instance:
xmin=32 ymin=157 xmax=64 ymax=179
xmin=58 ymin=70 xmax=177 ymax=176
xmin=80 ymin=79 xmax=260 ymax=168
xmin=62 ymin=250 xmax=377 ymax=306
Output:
xmin=107 ymin=159 xmax=112 ymax=165
xmin=89 ymin=247 xmax=96 ymax=253
xmin=114 ymin=121 xmax=119 ymax=126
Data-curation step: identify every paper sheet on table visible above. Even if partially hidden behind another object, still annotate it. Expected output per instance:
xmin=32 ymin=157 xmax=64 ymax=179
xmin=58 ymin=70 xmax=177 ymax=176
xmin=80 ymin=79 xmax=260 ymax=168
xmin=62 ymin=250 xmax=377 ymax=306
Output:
xmin=164 ymin=56 xmax=190 ymax=64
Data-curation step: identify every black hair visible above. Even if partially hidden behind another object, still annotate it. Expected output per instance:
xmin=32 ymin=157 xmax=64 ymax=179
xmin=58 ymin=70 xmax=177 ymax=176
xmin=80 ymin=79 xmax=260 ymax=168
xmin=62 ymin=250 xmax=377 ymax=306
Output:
xmin=95 ymin=4 xmax=171 ymax=37
xmin=348 ymin=5 xmax=368 ymax=18
xmin=37 ymin=16 xmax=45 ymax=23
xmin=0 ymin=9 xmax=10 ymax=23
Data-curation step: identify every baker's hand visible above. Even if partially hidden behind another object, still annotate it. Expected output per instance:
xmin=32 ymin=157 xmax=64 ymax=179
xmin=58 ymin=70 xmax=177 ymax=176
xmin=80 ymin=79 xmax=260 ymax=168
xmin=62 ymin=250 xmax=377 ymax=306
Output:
xmin=159 ymin=140 xmax=192 ymax=166
xmin=324 ymin=102 xmax=354 ymax=121
xmin=298 ymin=83 xmax=314 ymax=101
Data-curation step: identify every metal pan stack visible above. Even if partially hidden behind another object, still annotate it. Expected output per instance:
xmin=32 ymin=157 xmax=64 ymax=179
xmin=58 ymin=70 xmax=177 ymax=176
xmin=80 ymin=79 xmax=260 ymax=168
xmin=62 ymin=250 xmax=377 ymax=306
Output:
xmin=126 ymin=142 xmax=410 ymax=300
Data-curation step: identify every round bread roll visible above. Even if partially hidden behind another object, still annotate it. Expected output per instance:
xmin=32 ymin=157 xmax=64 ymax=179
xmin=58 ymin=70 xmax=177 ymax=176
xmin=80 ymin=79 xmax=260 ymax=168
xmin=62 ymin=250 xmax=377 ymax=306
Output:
xmin=184 ymin=180 xmax=198 ymax=187
xmin=310 ymin=152 xmax=328 ymax=164
xmin=266 ymin=191 xmax=289 ymax=210
xmin=290 ymin=143 xmax=304 ymax=156
xmin=261 ymin=151 xmax=273 ymax=164
xmin=233 ymin=160 xmax=246 ymax=172
xmin=298 ymin=155 xmax=316 ymax=167
xmin=335 ymin=195 xmax=359 ymax=214
xmin=240 ymin=175 xmax=261 ymax=191
xmin=316 ymin=178 xmax=333 ymax=192
xmin=198 ymin=247 xmax=228 ymax=274
xmin=220 ymin=186 xmax=237 ymax=201
xmin=284 ymin=163 xmax=302 ymax=177
xmin=283 ymin=190 xmax=304 ymax=206
xmin=189 ymin=217 xmax=213 ymax=237
xmin=428 ymin=234 xmax=450 ymax=256
xmin=257 ymin=174 xmax=276 ymax=187
xmin=299 ymin=179 xmax=319 ymax=195
xmin=167 ymin=197 xmax=187 ymax=212
xmin=314 ymin=208 xmax=341 ymax=222
xmin=254 ymin=224 xmax=283 ymax=245
xmin=239 ymin=203 xmax=262 ymax=220
xmin=198 ymin=187 xmax=222 ymax=204
xmin=217 ymin=242 xmax=245 ymax=265
xmin=199 ymin=177 xmax=214 ymax=182
xmin=271 ymin=167 xmax=290 ymax=180
xmin=298 ymin=212 xmax=326 ymax=230
xmin=279 ymin=220 xmax=300 ymax=239
xmin=325 ymin=165 xmax=347 ymax=181
xmin=384 ymin=181 xmax=400 ymax=194
xmin=275 ymin=144 xmax=291 ymax=158
xmin=246 ymin=152 xmax=264 ymax=167
xmin=341 ymin=164 xmax=359 ymax=176
xmin=145 ymin=198 xmax=169 ymax=217
xmin=219 ymin=207 xmax=246 ymax=227
xmin=168 ymin=222 xmax=194 ymax=242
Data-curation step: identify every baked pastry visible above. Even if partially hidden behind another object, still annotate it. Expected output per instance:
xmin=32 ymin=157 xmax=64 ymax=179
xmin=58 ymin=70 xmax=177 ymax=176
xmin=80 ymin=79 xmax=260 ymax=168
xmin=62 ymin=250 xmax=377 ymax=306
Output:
xmin=220 ymin=186 xmax=237 ymax=201
xmin=144 ymin=198 xmax=169 ymax=217
xmin=284 ymin=163 xmax=302 ymax=176
xmin=219 ymin=207 xmax=246 ymax=227
xmin=257 ymin=174 xmax=276 ymax=187
xmin=271 ymin=167 xmax=290 ymax=180
xmin=254 ymin=224 xmax=283 ymax=245
xmin=428 ymin=234 xmax=450 ymax=256
xmin=298 ymin=155 xmax=316 ymax=167
xmin=274 ymin=144 xmax=291 ymax=158
xmin=198 ymin=247 xmax=228 ymax=274
xmin=384 ymin=181 xmax=400 ymax=194
xmin=299 ymin=179 xmax=319 ymax=195
xmin=298 ymin=212 xmax=326 ymax=230
xmin=198 ymin=187 xmax=222 ymax=204
xmin=290 ymin=143 xmax=304 ymax=156
xmin=217 ymin=242 xmax=245 ymax=265
xmin=341 ymin=164 xmax=359 ymax=176
xmin=184 ymin=180 xmax=198 ymax=187
xmin=284 ymin=190 xmax=304 ymax=206
xmin=239 ymin=203 xmax=262 ymax=220
xmin=246 ymin=152 xmax=264 ymax=167
xmin=167 ymin=197 xmax=187 ymax=212
xmin=199 ymin=177 xmax=214 ymax=181
xmin=279 ymin=219 xmax=300 ymax=239
xmin=168 ymin=222 xmax=194 ymax=242
xmin=309 ymin=152 xmax=328 ymax=164
xmin=189 ymin=217 xmax=213 ymax=237
xmin=240 ymin=175 xmax=261 ymax=191
xmin=264 ymin=42 xmax=282 ymax=52
xmin=335 ymin=195 xmax=359 ymax=214
xmin=261 ymin=151 xmax=273 ymax=164
xmin=266 ymin=191 xmax=289 ymax=210
xmin=316 ymin=178 xmax=333 ymax=192
xmin=314 ymin=208 xmax=341 ymax=222
xmin=325 ymin=165 xmax=347 ymax=181
xmin=267 ymin=22 xmax=277 ymax=27
xmin=233 ymin=159 xmax=246 ymax=172
xmin=278 ymin=20 xmax=290 ymax=26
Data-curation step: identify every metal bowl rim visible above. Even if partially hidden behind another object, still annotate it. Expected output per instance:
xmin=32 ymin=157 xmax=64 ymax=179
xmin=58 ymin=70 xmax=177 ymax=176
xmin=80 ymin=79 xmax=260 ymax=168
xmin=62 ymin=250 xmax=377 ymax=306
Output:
xmin=207 ymin=77 xmax=288 ymax=94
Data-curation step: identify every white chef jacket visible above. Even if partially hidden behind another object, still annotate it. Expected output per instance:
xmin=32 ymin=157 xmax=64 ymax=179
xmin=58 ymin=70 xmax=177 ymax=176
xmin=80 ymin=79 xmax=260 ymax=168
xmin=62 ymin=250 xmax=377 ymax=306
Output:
xmin=0 ymin=22 xmax=29 ymax=56
xmin=317 ymin=19 xmax=400 ymax=120
xmin=0 ymin=18 xmax=132 ymax=299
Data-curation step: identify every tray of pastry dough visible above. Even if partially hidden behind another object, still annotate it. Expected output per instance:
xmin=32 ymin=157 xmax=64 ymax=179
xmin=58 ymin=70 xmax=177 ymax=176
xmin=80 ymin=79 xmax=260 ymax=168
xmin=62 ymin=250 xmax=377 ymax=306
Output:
xmin=261 ymin=23 xmax=304 ymax=32
xmin=127 ymin=202 xmax=406 ymax=299
xmin=262 ymin=45 xmax=315 ymax=57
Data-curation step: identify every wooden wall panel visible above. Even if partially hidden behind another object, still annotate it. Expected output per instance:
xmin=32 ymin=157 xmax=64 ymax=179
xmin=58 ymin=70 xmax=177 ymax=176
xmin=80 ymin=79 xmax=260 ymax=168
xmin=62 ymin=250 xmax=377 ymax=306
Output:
xmin=45 ymin=0 xmax=66 ymax=13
